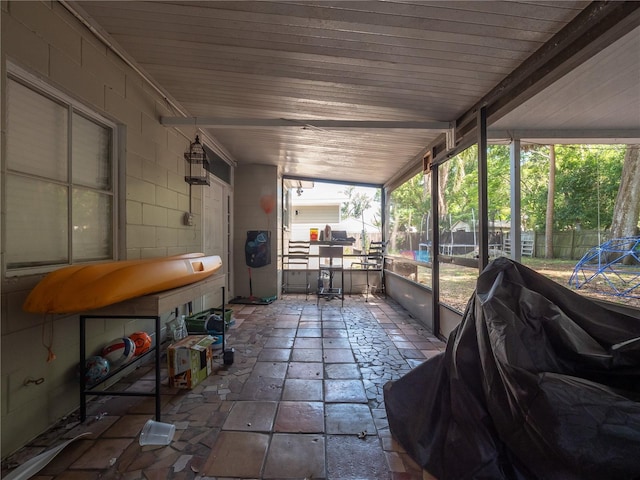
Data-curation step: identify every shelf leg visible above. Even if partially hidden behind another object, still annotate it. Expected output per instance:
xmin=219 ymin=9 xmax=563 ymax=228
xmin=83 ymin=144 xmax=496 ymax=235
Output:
xmin=155 ymin=315 xmax=161 ymax=421
xmin=80 ymin=315 xmax=87 ymax=422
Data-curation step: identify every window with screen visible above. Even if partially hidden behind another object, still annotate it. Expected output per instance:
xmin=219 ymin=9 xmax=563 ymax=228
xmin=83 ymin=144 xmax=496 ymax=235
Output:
xmin=5 ymin=73 xmax=116 ymax=274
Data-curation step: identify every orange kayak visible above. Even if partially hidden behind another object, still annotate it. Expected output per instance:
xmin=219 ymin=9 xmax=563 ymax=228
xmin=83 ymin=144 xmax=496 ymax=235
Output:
xmin=23 ymin=254 xmax=222 ymax=314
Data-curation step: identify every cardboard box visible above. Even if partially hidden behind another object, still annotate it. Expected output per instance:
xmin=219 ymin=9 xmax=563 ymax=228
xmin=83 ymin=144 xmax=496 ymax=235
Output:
xmin=167 ymin=335 xmax=216 ymax=389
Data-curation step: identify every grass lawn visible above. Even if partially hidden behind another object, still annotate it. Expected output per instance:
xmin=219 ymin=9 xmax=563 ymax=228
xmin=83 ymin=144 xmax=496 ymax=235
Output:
xmin=432 ymin=257 xmax=640 ymax=313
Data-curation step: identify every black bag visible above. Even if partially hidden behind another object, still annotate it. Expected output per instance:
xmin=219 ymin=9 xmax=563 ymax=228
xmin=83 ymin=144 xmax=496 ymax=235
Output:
xmin=384 ymin=257 xmax=640 ymax=480
xmin=205 ymin=314 xmax=225 ymax=334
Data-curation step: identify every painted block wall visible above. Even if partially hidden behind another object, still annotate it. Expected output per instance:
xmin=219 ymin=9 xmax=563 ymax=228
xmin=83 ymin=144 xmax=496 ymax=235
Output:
xmin=233 ymin=165 xmax=279 ymax=299
xmin=0 ymin=1 xmax=225 ymax=457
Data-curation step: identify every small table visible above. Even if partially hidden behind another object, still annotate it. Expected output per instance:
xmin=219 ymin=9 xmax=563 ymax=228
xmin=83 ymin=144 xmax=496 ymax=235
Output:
xmin=310 ymin=240 xmax=355 ymax=247
xmin=313 ymin=242 xmax=352 ymax=306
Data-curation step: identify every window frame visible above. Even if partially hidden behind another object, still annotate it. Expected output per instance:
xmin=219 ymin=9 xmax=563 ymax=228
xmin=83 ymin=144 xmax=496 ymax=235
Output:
xmin=4 ymin=63 xmax=119 ymax=277
xmin=282 ymin=187 xmax=291 ymax=231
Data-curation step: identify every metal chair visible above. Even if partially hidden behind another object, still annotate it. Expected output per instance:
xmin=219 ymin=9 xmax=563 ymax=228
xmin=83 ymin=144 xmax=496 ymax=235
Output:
xmin=350 ymin=241 xmax=385 ymax=301
xmin=282 ymin=240 xmax=311 ymax=299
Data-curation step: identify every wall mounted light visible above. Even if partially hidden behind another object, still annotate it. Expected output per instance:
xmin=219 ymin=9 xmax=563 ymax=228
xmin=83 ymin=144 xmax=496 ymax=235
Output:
xmin=184 ymin=135 xmax=210 ymax=185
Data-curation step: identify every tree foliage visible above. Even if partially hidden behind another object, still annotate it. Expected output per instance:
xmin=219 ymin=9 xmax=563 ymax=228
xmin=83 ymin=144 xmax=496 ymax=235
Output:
xmin=387 ymin=144 xmax=628 ymax=254
xmin=340 ymin=186 xmax=371 ymax=224
xmin=388 ymin=175 xmax=430 ymax=251
xmin=610 ymin=145 xmax=640 ymax=239
xmin=341 ymin=186 xmax=378 ymax=248
xmin=524 ymin=145 xmax=624 ymax=230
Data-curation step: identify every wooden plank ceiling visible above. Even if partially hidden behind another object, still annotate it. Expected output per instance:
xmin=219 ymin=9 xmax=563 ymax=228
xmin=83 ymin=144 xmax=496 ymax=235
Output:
xmin=70 ymin=1 xmax=638 ymax=186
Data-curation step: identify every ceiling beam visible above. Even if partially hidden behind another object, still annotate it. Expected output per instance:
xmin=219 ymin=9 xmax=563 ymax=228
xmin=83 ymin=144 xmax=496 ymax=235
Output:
xmin=488 ymin=128 xmax=640 ymax=141
xmin=160 ymin=116 xmax=450 ymax=130
xmin=468 ymin=2 xmax=640 ymax=130
xmin=284 ymin=175 xmax=382 ymax=189
xmin=432 ymin=1 xmax=640 ymax=163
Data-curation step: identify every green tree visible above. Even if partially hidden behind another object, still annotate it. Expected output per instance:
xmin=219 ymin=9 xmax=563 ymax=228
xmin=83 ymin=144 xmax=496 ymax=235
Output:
xmin=520 ymin=145 xmax=551 ymax=231
xmin=388 ymin=174 xmax=430 ymax=253
xmin=441 ymin=146 xmax=477 ymax=228
xmin=545 ymin=145 xmax=556 ymax=258
xmin=439 ymin=145 xmax=511 ymax=231
xmin=610 ymin=145 xmax=640 ymax=263
xmin=341 ymin=186 xmax=372 ymax=249
xmin=522 ymin=145 xmax=624 ymax=232
xmin=486 ymin=145 xmax=512 ymax=225
xmin=554 ymin=145 xmax=624 ymax=230
xmin=386 ymin=143 xmax=626 ymax=260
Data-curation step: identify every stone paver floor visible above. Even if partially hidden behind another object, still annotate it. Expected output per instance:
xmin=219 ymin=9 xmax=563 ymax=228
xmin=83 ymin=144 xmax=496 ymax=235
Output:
xmin=2 ymin=294 xmax=445 ymax=480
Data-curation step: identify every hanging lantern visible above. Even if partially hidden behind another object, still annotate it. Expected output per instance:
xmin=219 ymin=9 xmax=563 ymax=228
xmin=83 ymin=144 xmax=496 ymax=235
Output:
xmin=184 ymin=135 xmax=210 ymax=185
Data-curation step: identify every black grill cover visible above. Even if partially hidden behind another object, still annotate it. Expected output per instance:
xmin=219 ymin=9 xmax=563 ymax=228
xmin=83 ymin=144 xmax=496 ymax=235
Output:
xmin=384 ymin=257 xmax=640 ymax=480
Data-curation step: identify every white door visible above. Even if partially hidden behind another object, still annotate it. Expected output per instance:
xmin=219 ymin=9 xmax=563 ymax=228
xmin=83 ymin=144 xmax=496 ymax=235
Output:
xmin=202 ymin=178 xmax=230 ymax=307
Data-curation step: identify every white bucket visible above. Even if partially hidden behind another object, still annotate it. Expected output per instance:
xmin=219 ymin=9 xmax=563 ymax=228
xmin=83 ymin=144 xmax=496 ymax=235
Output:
xmin=139 ymin=419 xmax=176 ymax=446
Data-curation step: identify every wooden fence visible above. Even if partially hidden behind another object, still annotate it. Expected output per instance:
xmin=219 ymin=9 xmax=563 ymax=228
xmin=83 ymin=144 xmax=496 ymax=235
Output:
xmin=533 ymin=230 xmax=607 ymax=260
xmin=395 ymin=229 xmax=608 ymax=261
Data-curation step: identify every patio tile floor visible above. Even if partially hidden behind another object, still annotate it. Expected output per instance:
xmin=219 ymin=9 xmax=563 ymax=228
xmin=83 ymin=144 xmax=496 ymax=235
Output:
xmin=2 ymin=293 xmax=445 ymax=480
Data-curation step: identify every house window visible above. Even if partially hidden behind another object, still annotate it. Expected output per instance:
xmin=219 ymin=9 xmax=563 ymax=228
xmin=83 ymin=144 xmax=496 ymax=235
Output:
xmin=5 ymin=73 xmax=116 ymax=274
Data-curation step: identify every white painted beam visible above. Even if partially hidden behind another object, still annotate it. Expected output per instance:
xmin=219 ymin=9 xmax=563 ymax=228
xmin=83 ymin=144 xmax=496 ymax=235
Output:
xmin=488 ymin=129 xmax=640 ymax=142
xmin=160 ymin=117 xmax=450 ymax=130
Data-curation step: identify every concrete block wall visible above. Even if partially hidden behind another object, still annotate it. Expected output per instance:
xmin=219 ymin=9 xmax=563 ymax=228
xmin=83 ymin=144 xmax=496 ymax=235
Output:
xmin=233 ymin=165 xmax=279 ymax=299
xmin=0 ymin=1 xmax=223 ymax=457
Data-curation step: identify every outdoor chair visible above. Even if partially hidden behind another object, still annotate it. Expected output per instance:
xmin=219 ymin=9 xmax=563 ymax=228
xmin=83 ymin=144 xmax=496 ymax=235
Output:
xmin=282 ymin=240 xmax=311 ymax=299
xmin=350 ymin=241 xmax=385 ymax=301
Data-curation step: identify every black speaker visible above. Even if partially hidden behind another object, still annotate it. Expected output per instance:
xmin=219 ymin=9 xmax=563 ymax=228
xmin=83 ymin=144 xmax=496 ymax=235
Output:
xmin=245 ymin=230 xmax=271 ymax=268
